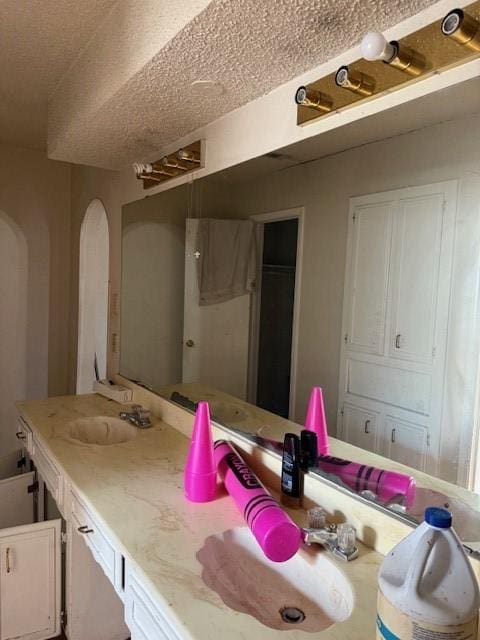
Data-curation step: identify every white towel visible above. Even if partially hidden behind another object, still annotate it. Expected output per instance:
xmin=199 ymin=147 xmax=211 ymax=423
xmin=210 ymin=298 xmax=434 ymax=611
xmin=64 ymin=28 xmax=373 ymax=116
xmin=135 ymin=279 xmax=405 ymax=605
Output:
xmin=196 ymin=218 xmax=256 ymax=306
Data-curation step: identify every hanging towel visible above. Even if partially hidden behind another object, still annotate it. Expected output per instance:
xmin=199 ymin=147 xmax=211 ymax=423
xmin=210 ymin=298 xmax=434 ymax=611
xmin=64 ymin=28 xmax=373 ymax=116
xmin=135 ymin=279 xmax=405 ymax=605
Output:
xmin=196 ymin=218 xmax=256 ymax=305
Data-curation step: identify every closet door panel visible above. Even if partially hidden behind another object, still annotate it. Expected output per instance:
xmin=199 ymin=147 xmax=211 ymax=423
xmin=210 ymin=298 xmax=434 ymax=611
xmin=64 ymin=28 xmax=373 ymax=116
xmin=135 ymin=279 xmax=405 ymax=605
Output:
xmin=345 ymin=202 xmax=392 ymax=355
xmin=384 ymin=416 xmax=428 ymax=471
xmin=340 ymin=404 xmax=378 ymax=453
xmin=388 ymin=194 xmax=444 ymax=364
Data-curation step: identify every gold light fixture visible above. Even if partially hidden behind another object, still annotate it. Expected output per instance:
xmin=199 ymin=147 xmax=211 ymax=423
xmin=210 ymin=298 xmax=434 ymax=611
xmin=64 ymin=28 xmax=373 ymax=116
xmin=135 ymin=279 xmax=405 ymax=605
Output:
xmin=295 ymin=86 xmax=333 ymax=113
xmin=133 ymin=141 xmax=203 ymax=189
xmin=441 ymin=8 xmax=480 ymax=51
xmin=132 ymin=162 xmax=175 ymax=179
xmin=334 ymin=66 xmax=375 ymax=97
xmin=161 ymin=156 xmax=189 ymax=171
xmin=360 ymin=31 xmax=426 ymax=77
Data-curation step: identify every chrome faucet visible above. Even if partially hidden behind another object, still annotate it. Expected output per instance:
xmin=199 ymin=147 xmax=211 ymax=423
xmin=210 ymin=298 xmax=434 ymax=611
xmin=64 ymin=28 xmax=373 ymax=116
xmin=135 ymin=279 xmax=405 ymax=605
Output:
xmin=119 ymin=404 xmax=152 ymax=428
xmin=302 ymin=508 xmax=358 ymax=561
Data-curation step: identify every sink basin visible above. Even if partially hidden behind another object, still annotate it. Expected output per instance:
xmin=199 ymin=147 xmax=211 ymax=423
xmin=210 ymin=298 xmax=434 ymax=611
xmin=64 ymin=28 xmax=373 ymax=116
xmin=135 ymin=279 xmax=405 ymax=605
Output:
xmin=197 ymin=527 xmax=353 ymax=631
xmin=65 ymin=417 xmax=137 ymax=446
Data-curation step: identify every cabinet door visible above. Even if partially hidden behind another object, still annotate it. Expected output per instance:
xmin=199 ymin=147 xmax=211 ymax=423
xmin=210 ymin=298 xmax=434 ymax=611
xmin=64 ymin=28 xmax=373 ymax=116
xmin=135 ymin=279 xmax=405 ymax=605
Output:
xmin=344 ymin=202 xmax=393 ymax=355
xmin=384 ymin=417 xmax=427 ymax=471
xmin=0 ymin=520 xmax=61 ymax=640
xmin=340 ymin=404 xmax=378 ymax=453
xmin=388 ymin=193 xmax=444 ymax=363
xmin=0 ymin=472 xmax=34 ymax=529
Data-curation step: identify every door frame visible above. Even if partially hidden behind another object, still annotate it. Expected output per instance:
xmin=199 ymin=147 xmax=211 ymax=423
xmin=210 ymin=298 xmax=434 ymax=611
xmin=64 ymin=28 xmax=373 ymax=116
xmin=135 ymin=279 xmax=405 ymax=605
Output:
xmin=247 ymin=207 xmax=304 ymax=420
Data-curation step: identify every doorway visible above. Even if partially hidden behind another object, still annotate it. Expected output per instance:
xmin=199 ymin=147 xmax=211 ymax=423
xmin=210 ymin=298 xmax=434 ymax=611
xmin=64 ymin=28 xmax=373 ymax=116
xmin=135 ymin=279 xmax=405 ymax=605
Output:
xmin=250 ymin=209 xmax=303 ymax=419
xmin=76 ymin=200 xmax=110 ymax=394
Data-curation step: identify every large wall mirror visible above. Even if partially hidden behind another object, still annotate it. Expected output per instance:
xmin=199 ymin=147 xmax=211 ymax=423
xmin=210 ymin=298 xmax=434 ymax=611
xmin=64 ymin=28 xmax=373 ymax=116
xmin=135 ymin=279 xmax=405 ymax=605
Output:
xmin=120 ymin=75 xmax=480 ymax=546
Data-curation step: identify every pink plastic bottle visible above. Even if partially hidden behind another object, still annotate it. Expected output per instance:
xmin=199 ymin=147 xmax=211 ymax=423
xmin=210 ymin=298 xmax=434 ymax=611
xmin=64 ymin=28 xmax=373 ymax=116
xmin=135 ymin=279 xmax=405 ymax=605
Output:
xmin=214 ymin=440 xmax=301 ymax=562
xmin=305 ymin=387 xmax=330 ymax=455
xmin=317 ymin=455 xmax=416 ymax=509
xmin=184 ymin=401 xmax=217 ymax=502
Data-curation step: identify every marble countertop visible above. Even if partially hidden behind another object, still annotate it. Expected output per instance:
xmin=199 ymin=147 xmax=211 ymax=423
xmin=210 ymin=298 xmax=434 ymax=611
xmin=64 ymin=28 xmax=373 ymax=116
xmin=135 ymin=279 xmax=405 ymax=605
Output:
xmin=18 ymin=393 xmax=382 ymax=640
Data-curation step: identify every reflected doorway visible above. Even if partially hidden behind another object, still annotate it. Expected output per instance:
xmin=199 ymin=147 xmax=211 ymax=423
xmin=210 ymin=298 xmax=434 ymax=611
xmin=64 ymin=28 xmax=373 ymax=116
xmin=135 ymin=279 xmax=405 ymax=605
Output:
xmin=249 ymin=210 xmax=303 ymax=419
xmin=76 ymin=200 xmax=109 ymax=394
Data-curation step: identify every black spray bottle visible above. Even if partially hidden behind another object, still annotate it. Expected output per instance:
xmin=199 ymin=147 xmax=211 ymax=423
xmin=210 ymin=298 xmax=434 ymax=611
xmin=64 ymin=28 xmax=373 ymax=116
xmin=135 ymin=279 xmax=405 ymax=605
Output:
xmin=281 ymin=433 xmax=303 ymax=508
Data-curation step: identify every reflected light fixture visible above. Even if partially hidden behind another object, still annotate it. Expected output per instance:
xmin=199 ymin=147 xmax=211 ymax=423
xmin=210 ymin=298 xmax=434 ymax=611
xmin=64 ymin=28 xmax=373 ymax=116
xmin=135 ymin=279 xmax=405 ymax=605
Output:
xmin=335 ymin=66 xmax=375 ymax=97
xmin=161 ymin=156 xmax=189 ymax=171
xmin=295 ymin=86 xmax=333 ymax=113
xmin=441 ymin=9 xmax=480 ymax=51
xmin=132 ymin=162 xmax=175 ymax=179
xmin=361 ymin=31 xmax=426 ymax=76
xmin=177 ymin=148 xmax=201 ymax=164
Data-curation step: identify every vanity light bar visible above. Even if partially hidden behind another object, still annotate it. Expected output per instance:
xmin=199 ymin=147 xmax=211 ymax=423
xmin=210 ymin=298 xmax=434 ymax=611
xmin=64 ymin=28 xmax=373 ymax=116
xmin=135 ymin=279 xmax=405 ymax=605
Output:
xmin=297 ymin=0 xmax=480 ymax=125
xmin=133 ymin=141 xmax=203 ymax=189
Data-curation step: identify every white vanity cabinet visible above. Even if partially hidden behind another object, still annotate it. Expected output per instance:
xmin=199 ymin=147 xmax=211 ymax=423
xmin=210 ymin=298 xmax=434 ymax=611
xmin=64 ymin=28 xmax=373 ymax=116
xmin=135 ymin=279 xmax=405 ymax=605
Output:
xmin=125 ymin=568 xmax=182 ymax=640
xmin=0 ymin=520 xmax=62 ymax=640
xmin=0 ymin=436 xmax=62 ymax=639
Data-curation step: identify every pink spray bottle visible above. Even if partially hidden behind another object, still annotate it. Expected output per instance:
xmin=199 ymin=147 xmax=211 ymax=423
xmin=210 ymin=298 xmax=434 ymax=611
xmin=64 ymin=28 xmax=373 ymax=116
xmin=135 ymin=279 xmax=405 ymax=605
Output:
xmin=305 ymin=386 xmax=416 ymax=509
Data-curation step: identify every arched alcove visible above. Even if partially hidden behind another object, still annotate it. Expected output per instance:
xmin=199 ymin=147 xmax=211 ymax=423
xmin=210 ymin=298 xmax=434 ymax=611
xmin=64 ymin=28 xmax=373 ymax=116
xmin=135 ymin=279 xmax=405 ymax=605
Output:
xmin=77 ymin=200 xmax=110 ymax=394
xmin=0 ymin=212 xmax=28 ymax=468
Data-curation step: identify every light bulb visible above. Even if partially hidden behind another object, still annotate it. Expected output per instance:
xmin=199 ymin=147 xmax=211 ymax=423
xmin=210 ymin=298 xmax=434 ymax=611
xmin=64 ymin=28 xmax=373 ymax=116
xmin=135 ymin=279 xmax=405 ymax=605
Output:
xmin=361 ymin=31 xmax=396 ymax=62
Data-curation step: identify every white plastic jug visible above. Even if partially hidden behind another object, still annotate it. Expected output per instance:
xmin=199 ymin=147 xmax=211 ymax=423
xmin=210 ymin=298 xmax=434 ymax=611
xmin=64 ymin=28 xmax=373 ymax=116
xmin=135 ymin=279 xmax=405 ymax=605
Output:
xmin=377 ymin=507 xmax=479 ymax=639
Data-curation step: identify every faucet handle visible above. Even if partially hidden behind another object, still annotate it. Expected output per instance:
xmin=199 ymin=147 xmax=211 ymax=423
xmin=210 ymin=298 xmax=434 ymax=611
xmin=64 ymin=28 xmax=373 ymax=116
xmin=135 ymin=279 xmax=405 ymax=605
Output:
xmin=336 ymin=523 xmax=357 ymax=556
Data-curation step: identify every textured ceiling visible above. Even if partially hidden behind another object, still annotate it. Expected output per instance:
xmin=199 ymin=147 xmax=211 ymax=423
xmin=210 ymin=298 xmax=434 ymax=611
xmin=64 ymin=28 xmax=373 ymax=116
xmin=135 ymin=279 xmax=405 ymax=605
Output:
xmin=0 ymin=0 xmax=118 ymax=150
xmin=48 ymin=0 xmax=440 ymax=169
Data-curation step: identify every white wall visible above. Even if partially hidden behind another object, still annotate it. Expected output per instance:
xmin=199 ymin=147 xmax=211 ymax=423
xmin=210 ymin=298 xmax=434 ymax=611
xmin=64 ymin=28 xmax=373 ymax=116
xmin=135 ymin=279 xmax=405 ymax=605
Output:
xmin=0 ymin=143 xmax=71 ymax=469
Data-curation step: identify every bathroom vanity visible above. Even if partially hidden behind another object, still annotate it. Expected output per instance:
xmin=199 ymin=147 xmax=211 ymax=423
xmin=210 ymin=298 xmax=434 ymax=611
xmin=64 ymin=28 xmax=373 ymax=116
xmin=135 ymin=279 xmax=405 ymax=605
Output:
xmin=8 ymin=391 xmax=387 ymax=640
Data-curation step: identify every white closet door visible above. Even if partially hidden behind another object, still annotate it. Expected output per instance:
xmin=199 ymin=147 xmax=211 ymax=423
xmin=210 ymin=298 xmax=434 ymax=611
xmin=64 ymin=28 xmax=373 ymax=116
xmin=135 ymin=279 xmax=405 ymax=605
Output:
xmin=183 ymin=218 xmax=251 ymax=400
xmin=344 ymin=202 xmax=393 ymax=355
xmin=0 ymin=520 xmax=61 ymax=640
xmin=388 ymin=193 xmax=445 ymax=364
xmin=384 ymin=417 xmax=428 ymax=471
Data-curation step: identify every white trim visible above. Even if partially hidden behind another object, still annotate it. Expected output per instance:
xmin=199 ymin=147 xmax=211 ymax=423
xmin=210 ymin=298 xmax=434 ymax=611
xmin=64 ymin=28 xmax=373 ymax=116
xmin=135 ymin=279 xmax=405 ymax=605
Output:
xmin=249 ymin=207 xmax=304 ymax=420
xmin=77 ymin=199 xmax=110 ymax=394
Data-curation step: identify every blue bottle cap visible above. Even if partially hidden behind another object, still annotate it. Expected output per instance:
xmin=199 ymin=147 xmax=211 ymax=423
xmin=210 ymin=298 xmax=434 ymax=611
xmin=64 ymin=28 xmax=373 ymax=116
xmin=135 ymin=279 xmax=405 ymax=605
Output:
xmin=425 ymin=507 xmax=452 ymax=529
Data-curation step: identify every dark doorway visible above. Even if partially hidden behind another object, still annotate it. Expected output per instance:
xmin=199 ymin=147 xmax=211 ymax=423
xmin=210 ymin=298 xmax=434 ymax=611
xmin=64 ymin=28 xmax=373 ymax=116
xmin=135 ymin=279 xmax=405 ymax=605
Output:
xmin=256 ymin=218 xmax=299 ymax=418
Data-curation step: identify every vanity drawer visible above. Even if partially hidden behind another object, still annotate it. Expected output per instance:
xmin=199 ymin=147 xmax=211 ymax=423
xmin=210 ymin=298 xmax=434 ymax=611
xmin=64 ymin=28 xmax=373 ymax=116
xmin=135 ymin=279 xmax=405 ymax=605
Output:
xmin=70 ymin=489 xmax=117 ymax=586
xmin=16 ymin=416 xmax=33 ymax=455
xmin=32 ymin=435 xmax=64 ymax=510
xmin=125 ymin=570 xmax=181 ymax=640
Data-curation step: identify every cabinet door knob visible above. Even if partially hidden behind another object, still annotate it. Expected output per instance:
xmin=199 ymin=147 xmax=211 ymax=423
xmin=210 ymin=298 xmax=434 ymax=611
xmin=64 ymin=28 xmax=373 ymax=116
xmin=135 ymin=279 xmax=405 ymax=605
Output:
xmin=15 ymin=431 xmax=26 ymax=440
xmin=364 ymin=419 xmax=371 ymax=434
xmin=185 ymin=339 xmax=195 ymax=348
xmin=78 ymin=525 xmax=94 ymax=534
xmin=395 ymin=334 xmax=402 ymax=349
xmin=6 ymin=547 xmax=11 ymax=574
xmin=391 ymin=428 xmax=396 ymax=443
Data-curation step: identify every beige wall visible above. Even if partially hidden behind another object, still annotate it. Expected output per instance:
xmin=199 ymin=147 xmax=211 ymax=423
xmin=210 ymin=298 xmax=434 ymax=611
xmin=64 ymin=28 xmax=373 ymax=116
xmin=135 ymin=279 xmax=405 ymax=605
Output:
xmin=69 ymin=113 xmax=480 ymax=484
xmin=0 ymin=143 xmax=71 ymax=466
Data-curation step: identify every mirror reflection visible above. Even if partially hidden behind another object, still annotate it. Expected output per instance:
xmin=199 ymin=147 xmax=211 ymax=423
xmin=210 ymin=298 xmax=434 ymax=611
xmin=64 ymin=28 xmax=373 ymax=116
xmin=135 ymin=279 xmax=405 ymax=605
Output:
xmin=120 ymin=76 xmax=480 ymax=543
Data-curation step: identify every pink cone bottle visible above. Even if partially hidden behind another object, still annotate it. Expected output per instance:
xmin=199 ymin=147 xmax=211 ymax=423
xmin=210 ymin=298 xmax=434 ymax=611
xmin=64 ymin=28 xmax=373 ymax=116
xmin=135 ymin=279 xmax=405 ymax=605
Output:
xmin=184 ymin=401 xmax=217 ymax=502
xmin=305 ymin=386 xmax=330 ymax=455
